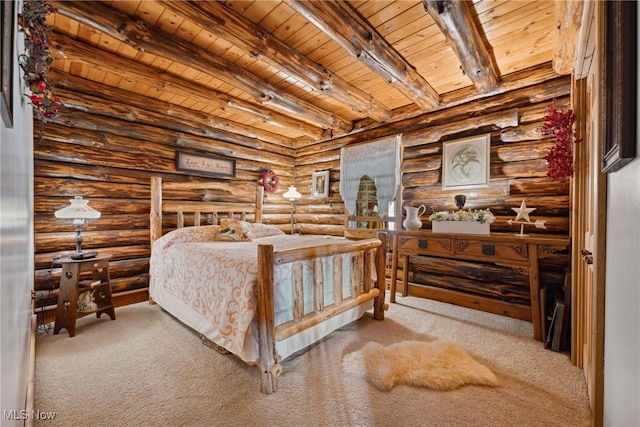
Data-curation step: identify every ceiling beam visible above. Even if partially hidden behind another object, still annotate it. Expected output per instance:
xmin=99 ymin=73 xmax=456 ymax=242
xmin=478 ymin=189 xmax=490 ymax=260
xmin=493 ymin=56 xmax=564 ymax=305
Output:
xmin=51 ymin=32 xmax=323 ymax=140
xmin=285 ymin=0 xmax=440 ymax=110
xmin=50 ymin=0 xmax=352 ymax=133
xmin=552 ymin=0 xmax=585 ymax=75
xmin=160 ymin=0 xmax=391 ymax=123
xmin=423 ymin=0 xmax=499 ymax=93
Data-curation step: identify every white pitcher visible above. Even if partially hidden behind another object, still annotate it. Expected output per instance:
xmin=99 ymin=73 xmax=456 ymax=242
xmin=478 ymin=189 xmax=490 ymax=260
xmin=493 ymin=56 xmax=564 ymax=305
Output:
xmin=403 ymin=205 xmax=426 ymax=230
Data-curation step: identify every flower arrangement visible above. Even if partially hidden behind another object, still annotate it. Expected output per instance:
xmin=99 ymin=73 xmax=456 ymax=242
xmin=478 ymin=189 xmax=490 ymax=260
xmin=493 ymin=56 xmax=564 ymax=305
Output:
xmin=260 ymin=170 xmax=280 ymax=193
xmin=429 ymin=209 xmax=495 ymax=224
xmin=18 ymin=0 xmax=62 ymax=130
xmin=542 ymin=99 xmax=580 ymax=181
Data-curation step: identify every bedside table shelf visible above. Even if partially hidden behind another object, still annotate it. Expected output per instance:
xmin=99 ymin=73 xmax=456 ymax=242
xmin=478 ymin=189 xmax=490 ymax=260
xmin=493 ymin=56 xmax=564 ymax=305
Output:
xmin=53 ymin=253 xmax=116 ymax=337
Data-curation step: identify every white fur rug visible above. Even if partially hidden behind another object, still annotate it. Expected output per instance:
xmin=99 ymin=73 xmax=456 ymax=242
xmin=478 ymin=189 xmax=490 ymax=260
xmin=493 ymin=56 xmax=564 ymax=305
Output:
xmin=343 ymin=339 xmax=499 ymax=391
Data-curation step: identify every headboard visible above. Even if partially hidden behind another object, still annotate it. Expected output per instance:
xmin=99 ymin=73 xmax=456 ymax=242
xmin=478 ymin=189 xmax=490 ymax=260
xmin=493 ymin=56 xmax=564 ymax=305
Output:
xmin=150 ymin=176 xmax=264 ymax=245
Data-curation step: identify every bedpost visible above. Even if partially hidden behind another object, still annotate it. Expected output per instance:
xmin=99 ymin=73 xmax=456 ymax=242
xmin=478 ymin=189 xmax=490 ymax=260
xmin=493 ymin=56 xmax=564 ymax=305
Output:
xmin=150 ymin=177 xmax=163 ymax=246
xmin=255 ymin=185 xmax=264 ymax=223
xmin=256 ymin=243 xmax=280 ymax=394
xmin=373 ymin=231 xmax=387 ymax=320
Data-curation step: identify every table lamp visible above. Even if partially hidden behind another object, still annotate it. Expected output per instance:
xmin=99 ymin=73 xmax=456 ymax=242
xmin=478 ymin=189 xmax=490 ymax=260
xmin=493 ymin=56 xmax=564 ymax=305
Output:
xmin=282 ymin=185 xmax=302 ymax=235
xmin=55 ymin=196 xmax=101 ymax=254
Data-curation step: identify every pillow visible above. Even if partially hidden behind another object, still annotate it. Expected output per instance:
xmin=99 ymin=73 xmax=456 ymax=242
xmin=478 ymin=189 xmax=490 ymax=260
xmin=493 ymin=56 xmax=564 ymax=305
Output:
xmin=213 ymin=219 xmax=253 ymax=241
xmin=152 ymin=225 xmax=221 ymax=251
xmin=247 ymin=223 xmax=285 ymax=239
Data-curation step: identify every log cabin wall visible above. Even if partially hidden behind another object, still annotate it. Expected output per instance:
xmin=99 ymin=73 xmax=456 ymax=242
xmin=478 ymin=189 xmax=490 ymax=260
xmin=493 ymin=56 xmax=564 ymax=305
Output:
xmin=296 ymin=74 xmax=572 ymax=236
xmin=34 ymin=75 xmax=570 ymax=316
xmin=295 ymin=73 xmax=572 ymax=298
xmin=33 ymin=70 xmax=572 ymax=313
xmin=32 ymin=0 xmax=572 ymax=315
xmin=33 ymin=74 xmax=297 ymax=312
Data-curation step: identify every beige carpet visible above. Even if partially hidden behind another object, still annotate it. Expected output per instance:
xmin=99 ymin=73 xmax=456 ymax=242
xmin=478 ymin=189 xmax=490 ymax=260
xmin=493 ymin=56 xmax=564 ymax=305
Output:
xmin=34 ymin=295 xmax=591 ymax=427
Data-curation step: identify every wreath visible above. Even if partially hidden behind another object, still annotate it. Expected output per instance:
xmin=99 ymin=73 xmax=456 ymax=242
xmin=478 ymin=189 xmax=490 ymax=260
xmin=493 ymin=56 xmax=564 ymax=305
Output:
xmin=18 ymin=0 xmax=62 ymax=127
xmin=260 ymin=170 xmax=280 ymax=193
xmin=542 ymin=99 xmax=580 ymax=181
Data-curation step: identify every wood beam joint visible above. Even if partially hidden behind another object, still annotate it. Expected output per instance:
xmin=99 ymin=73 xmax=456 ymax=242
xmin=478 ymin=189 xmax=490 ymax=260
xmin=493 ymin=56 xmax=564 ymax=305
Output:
xmin=286 ymin=0 xmax=440 ymax=111
xmin=423 ymin=0 xmax=500 ymax=93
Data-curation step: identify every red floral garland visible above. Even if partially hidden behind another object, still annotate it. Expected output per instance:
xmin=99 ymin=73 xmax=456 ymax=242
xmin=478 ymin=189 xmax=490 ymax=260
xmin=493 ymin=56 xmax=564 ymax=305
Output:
xmin=260 ymin=170 xmax=280 ymax=193
xmin=542 ymin=100 xmax=580 ymax=181
xmin=18 ymin=0 xmax=62 ymax=140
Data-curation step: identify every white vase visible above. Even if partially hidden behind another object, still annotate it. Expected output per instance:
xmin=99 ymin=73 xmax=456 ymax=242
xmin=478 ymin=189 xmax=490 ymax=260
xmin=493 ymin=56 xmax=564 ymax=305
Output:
xmin=403 ymin=205 xmax=426 ymax=230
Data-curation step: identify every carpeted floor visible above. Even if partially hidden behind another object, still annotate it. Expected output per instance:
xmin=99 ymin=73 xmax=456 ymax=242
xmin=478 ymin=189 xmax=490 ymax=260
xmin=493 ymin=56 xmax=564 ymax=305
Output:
xmin=34 ymin=295 xmax=591 ymax=427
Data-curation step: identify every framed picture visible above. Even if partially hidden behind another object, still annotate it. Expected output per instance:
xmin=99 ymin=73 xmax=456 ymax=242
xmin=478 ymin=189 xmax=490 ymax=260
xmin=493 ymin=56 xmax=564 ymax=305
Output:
xmin=311 ymin=170 xmax=330 ymax=198
xmin=176 ymin=151 xmax=236 ymax=178
xmin=601 ymin=0 xmax=637 ymax=173
xmin=1 ymin=0 xmax=14 ymax=128
xmin=442 ymin=134 xmax=490 ymax=190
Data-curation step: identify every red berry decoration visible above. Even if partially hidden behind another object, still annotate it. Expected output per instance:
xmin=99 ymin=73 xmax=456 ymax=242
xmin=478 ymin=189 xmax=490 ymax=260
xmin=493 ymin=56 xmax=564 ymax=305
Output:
xmin=542 ymin=100 xmax=581 ymax=181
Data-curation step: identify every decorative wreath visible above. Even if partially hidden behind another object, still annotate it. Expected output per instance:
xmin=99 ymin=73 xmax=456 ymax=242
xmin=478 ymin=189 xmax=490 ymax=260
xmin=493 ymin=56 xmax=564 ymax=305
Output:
xmin=260 ymin=170 xmax=280 ymax=193
xmin=542 ymin=99 xmax=580 ymax=182
xmin=18 ymin=0 xmax=63 ymax=126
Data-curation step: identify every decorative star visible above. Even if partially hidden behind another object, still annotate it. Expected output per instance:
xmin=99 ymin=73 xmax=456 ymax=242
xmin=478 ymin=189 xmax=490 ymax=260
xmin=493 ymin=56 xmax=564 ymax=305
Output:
xmin=512 ymin=200 xmax=536 ymax=223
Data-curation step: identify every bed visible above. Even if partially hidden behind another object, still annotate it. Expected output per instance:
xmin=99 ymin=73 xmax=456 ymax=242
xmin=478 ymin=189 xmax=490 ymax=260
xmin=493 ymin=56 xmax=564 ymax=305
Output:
xmin=148 ymin=177 xmax=387 ymax=393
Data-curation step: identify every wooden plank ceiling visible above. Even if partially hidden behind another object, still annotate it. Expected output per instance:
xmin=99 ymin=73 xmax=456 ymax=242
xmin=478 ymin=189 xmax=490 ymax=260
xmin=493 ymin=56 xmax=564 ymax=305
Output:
xmin=48 ymin=0 xmax=570 ymax=149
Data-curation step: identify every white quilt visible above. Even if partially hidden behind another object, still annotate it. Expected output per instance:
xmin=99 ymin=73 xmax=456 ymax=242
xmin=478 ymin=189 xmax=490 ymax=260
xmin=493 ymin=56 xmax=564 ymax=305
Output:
xmin=149 ymin=226 xmax=363 ymax=362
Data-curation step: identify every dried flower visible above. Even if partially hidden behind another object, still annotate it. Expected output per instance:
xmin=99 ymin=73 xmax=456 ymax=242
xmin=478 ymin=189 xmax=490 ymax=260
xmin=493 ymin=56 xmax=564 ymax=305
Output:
xmin=542 ymin=100 xmax=580 ymax=181
xmin=18 ymin=0 xmax=62 ymax=134
xmin=429 ymin=209 xmax=495 ymax=224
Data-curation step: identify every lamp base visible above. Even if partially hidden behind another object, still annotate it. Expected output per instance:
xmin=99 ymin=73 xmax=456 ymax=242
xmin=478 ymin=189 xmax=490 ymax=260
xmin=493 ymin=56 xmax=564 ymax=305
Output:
xmin=74 ymin=227 xmax=84 ymax=254
xmin=290 ymin=201 xmax=296 ymax=235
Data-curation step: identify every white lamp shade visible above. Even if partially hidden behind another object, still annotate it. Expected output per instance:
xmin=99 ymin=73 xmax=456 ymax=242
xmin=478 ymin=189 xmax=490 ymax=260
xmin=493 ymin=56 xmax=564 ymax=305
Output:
xmin=55 ymin=196 xmax=101 ymax=221
xmin=283 ymin=185 xmax=302 ymax=201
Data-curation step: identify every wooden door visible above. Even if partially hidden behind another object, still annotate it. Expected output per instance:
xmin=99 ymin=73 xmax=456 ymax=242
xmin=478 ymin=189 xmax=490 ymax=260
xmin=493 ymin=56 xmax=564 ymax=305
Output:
xmin=571 ymin=3 xmax=604 ymax=423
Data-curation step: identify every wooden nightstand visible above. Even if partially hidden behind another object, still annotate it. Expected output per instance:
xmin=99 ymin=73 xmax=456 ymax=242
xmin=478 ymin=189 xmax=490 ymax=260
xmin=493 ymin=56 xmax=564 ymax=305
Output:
xmin=53 ymin=253 xmax=116 ymax=337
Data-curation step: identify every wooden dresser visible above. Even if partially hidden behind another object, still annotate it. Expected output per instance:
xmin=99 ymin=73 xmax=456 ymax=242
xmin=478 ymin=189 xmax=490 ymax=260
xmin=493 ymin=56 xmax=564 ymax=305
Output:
xmin=388 ymin=230 xmax=570 ymax=341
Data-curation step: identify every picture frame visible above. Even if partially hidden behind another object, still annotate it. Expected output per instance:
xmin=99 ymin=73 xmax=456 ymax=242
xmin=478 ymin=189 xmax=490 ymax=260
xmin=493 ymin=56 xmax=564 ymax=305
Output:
xmin=442 ymin=134 xmax=490 ymax=190
xmin=176 ymin=151 xmax=236 ymax=178
xmin=311 ymin=170 xmax=330 ymax=198
xmin=1 ymin=0 xmax=14 ymax=128
xmin=601 ymin=0 xmax=637 ymax=173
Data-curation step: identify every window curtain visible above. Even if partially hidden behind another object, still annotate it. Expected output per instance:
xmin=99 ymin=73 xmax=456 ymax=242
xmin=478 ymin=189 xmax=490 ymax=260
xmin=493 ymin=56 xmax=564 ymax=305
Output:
xmin=339 ymin=135 xmax=401 ymax=217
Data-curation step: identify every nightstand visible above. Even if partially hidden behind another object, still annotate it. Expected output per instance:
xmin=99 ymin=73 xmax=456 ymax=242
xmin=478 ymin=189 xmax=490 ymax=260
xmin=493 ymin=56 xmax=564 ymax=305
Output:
xmin=53 ymin=253 xmax=116 ymax=337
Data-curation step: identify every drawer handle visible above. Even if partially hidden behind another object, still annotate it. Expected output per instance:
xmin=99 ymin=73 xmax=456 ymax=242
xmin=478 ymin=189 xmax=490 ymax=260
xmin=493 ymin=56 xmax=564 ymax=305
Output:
xmin=482 ymin=244 xmax=495 ymax=256
xmin=418 ymin=239 xmax=428 ymax=249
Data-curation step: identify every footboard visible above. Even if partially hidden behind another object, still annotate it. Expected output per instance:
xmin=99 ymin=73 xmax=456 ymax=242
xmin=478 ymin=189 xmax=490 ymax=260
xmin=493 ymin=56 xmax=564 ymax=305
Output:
xmin=256 ymin=232 xmax=387 ymax=394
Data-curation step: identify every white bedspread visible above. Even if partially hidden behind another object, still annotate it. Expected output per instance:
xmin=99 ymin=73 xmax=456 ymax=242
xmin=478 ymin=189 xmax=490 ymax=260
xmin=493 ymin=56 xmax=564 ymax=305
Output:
xmin=150 ymin=227 xmax=365 ymax=362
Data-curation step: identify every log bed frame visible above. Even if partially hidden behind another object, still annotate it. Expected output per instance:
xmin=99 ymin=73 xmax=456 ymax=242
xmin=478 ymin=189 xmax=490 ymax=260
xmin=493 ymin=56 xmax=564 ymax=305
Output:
xmin=149 ymin=177 xmax=387 ymax=393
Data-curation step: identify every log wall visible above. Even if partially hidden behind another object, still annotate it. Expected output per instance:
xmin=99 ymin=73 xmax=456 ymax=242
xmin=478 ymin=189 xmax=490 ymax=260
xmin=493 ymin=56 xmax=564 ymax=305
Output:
xmin=295 ymin=75 xmax=572 ymax=237
xmin=33 ymin=75 xmax=296 ymax=310
xmin=294 ymin=74 xmax=572 ymax=300
xmin=34 ymin=52 xmax=572 ymax=314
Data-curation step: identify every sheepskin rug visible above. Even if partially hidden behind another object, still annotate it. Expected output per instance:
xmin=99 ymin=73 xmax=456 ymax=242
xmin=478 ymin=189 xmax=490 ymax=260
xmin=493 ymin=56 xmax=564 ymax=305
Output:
xmin=343 ymin=339 xmax=499 ymax=391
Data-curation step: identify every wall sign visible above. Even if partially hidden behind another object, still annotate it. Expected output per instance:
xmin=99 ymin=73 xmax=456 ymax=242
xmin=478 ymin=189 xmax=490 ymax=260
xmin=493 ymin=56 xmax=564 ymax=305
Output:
xmin=176 ymin=152 xmax=236 ymax=178
xmin=442 ymin=134 xmax=490 ymax=190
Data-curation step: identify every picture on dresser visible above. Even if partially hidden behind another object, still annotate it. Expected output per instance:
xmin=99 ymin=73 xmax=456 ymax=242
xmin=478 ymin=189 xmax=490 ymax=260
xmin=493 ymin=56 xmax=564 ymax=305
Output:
xmin=442 ymin=134 xmax=490 ymax=190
